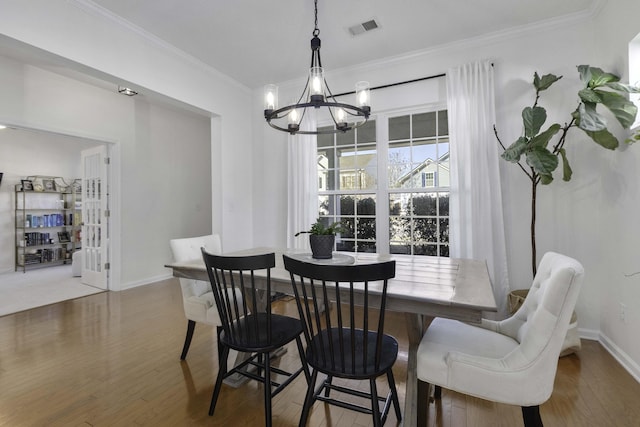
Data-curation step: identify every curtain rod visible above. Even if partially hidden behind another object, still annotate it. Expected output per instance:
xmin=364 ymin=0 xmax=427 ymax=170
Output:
xmin=332 ymin=62 xmax=494 ymax=98
xmin=332 ymin=72 xmax=446 ymax=98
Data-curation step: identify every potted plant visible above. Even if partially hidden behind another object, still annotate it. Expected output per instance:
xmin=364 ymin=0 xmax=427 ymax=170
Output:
xmin=295 ymin=218 xmax=345 ymax=259
xmin=494 ymin=65 xmax=639 ymax=277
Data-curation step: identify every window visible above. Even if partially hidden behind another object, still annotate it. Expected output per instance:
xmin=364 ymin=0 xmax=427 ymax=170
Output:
xmin=422 ymin=172 xmax=435 ymax=187
xmin=318 ymin=120 xmax=377 ymax=253
xmin=317 ymin=107 xmax=449 ymax=256
xmin=388 ymin=110 xmax=450 ymax=256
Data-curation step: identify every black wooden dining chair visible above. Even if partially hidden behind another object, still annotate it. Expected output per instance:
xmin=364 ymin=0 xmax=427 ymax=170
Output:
xmin=283 ymin=254 xmax=401 ymax=427
xmin=201 ymin=249 xmax=310 ymax=426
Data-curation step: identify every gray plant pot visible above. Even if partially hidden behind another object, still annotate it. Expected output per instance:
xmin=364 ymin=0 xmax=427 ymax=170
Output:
xmin=309 ymin=234 xmax=334 ymax=259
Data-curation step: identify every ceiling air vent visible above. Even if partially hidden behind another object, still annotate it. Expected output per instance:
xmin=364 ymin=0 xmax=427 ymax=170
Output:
xmin=348 ymin=19 xmax=379 ymax=36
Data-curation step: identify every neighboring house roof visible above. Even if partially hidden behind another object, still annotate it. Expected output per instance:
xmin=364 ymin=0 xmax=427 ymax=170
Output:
xmin=318 ymin=153 xmax=377 ymax=171
xmin=396 ymin=152 xmax=450 ymax=186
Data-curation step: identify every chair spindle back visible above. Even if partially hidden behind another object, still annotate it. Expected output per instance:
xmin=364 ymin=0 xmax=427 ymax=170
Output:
xmin=283 ymin=255 xmax=396 ymax=376
xmin=201 ymin=250 xmax=275 ymax=348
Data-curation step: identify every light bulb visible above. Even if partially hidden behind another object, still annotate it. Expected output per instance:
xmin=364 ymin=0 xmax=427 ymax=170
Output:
xmin=287 ymin=107 xmax=301 ymax=133
xmin=266 ymin=92 xmax=275 ymax=110
xmin=336 ymin=108 xmax=346 ymax=123
xmin=289 ymin=109 xmax=299 ymax=123
xmin=355 ymin=81 xmax=371 ymax=109
xmin=309 ymin=67 xmax=324 ymax=98
xmin=264 ymin=84 xmax=278 ymax=111
xmin=359 ymin=91 xmax=368 ymax=106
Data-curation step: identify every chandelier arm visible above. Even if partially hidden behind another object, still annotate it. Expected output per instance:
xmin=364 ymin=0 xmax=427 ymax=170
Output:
xmin=267 ymin=121 xmax=368 ymax=135
xmin=323 ymin=78 xmax=337 ymax=101
xmin=297 ymin=105 xmax=308 ymax=125
xmin=266 ymin=102 xmax=369 ymax=120
xmin=267 ymin=117 xmax=370 ymax=135
xmin=297 ymin=76 xmax=311 ymax=105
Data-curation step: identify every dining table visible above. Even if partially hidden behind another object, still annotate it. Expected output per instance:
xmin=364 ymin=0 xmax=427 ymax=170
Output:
xmin=165 ymin=247 xmax=497 ymax=427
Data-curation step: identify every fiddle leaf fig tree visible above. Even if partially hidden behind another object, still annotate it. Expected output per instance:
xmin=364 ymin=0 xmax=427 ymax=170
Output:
xmin=495 ymin=65 xmax=640 ymax=276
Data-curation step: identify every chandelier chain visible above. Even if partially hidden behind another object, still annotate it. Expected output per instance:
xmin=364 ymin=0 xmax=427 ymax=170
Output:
xmin=313 ymin=0 xmax=319 ymax=36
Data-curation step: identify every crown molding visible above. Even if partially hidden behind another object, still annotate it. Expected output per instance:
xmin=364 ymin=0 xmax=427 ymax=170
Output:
xmin=70 ymin=0 xmax=603 ymax=93
xmin=325 ymin=0 xmax=604 ymax=80
xmin=69 ymin=0 xmax=251 ymax=94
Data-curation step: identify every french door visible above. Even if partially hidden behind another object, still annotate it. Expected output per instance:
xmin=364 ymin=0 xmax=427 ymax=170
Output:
xmin=80 ymin=145 xmax=109 ymax=290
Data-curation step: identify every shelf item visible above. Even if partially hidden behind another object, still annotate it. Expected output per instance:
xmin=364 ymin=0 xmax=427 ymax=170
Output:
xmin=14 ymin=181 xmax=82 ymax=272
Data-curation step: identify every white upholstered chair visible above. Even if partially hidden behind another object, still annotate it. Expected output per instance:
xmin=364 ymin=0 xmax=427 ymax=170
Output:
xmin=169 ymin=234 xmax=223 ymax=360
xmin=416 ymin=252 xmax=584 ymax=427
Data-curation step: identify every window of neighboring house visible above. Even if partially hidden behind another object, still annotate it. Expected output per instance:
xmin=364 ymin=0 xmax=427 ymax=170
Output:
xmin=316 ymin=107 xmax=449 ymax=256
xmin=422 ymin=171 xmax=436 ymax=187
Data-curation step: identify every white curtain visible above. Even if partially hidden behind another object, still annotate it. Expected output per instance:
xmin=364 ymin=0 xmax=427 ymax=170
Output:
xmin=287 ymin=116 xmax=318 ymax=250
xmin=447 ymin=60 xmax=510 ymax=317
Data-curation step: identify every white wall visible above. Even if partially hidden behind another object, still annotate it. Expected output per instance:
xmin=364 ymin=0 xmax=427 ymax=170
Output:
xmin=590 ymin=0 xmax=640 ymax=376
xmin=252 ymin=7 xmax=640 ymax=379
xmin=0 ymin=54 xmax=213 ymax=288
xmin=120 ymin=100 xmax=212 ymax=286
xmin=0 ymin=0 xmax=254 ymax=287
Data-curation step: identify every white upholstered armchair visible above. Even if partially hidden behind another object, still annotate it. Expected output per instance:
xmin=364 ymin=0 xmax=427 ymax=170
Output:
xmin=416 ymin=252 xmax=584 ymax=427
xmin=169 ymin=234 xmax=223 ymax=360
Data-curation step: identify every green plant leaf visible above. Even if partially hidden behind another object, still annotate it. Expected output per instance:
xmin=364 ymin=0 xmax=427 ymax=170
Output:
xmin=626 ymin=131 xmax=640 ymax=144
xmin=529 ymin=123 xmax=561 ymax=148
xmin=501 ymin=137 xmax=529 ymax=162
xmin=578 ymin=88 xmax=602 ymax=103
xmin=595 ymin=90 xmax=638 ymax=129
xmin=577 ymin=102 xmax=607 ymax=131
xmin=606 ymin=82 xmax=640 ymax=93
xmin=581 ymin=127 xmax=619 ymax=149
xmin=540 ymin=173 xmax=554 ymax=185
xmin=523 ymin=106 xmax=547 ymax=138
xmin=558 ymin=148 xmax=572 ymax=181
xmin=577 ymin=65 xmax=592 ymax=85
xmin=525 ymin=146 xmax=558 ymax=175
xmin=571 ymin=109 xmax=580 ymax=122
xmin=586 ymin=66 xmax=620 ymax=87
xmin=534 ymin=72 xmax=562 ymax=91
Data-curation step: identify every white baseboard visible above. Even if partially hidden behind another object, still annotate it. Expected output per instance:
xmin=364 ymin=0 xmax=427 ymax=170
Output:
xmin=120 ymin=273 xmax=174 ymax=290
xmin=598 ymin=333 xmax=640 ymax=384
xmin=579 ymin=328 xmax=640 ymax=384
xmin=577 ymin=327 xmax=599 ymax=341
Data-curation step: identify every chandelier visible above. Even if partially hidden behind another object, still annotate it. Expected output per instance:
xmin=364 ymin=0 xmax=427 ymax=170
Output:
xmin=263 ymin=0 xmax=371 ymax=135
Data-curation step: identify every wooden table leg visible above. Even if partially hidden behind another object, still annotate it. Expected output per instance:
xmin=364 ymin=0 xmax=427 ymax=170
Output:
xmin=402 ymin=313 xmax=433 ymax=427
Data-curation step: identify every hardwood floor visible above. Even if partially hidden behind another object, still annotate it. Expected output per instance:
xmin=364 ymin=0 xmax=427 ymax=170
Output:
xmin=1 ymin=277 xmax=639 ymax=426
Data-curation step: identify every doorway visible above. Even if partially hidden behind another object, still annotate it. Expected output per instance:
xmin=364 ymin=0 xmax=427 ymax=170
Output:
xmin=0 ymin=125 xmax=115 ymax=310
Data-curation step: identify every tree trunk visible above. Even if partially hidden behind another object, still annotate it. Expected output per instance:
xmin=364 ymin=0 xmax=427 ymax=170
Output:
xmin=531 ymin=175 xmax=538 ymax=277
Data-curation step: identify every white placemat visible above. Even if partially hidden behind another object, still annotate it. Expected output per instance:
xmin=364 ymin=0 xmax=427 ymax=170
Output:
xmin=287 ymin=252 xmax=355 ymax=265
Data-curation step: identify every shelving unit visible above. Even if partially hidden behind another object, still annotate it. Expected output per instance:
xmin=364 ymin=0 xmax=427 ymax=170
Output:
xmin=14 ymin=179 xmax=82 ymax=272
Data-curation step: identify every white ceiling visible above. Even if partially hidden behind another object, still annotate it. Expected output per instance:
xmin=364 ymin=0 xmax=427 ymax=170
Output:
xmin=90 ymin=0 xmax=597 ymax=89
